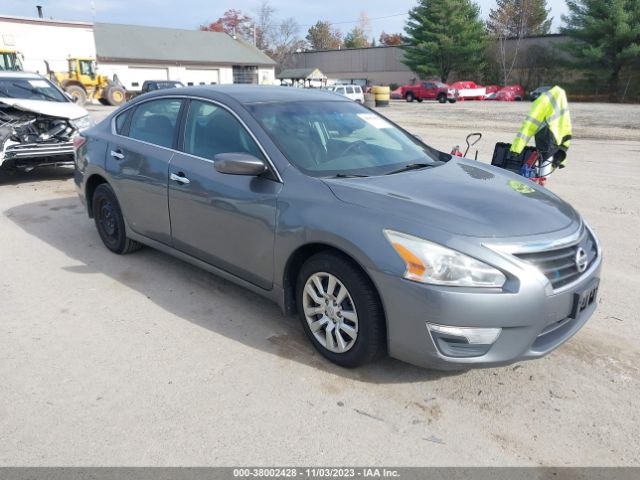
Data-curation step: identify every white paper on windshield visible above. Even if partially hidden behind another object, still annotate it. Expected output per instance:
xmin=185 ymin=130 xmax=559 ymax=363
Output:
xmin=28 ymin=80 xmax=49 ymax=88
xmin=357 ymin=113 xmax=392 ymax=129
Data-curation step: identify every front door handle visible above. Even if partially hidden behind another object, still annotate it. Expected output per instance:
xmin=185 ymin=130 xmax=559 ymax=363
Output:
xmin=170 ymin=172 xmax=190 ymax=185
xmin=110 ymin=149 xmax=124 ymax=160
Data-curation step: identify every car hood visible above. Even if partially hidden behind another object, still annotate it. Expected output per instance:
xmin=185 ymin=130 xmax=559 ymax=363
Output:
xmin=0 ymin=97 xmax=88 ymax=120
xmin=323 ymin=158 xmax=579 ymax=238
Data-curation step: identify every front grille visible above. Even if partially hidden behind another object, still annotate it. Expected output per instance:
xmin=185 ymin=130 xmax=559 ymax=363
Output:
xmin=514 ymin=228 xmax=598 ymax=290
xmin=6 ymin=141 xmax=74 ymax=159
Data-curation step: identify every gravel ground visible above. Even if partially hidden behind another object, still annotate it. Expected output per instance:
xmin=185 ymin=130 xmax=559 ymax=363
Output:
xmin=0 ymin=100 xmax=639 ymax=466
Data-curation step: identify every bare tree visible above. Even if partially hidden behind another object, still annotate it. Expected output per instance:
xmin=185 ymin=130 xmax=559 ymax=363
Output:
xmin=490 ymin=1 xmax=527 ymax=85
xmin=270 ymin=17 xmax=305 ymax=70
xmin=254 ymin=0 xmax=276 ymax=50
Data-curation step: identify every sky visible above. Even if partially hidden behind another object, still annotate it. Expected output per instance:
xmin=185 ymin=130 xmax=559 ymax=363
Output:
xmin=3 ymin=0 xmax=570 ymax=40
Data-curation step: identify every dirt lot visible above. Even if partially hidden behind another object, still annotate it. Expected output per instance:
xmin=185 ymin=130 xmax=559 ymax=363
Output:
xmin=1 ymin=100 xmax=639 ymax=466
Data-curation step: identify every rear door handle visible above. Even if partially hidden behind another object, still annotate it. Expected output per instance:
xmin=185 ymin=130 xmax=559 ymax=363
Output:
xmin=170 ymin=172 xmax=190 ymax=185
xmin=110 ymin=149 xmax=124 ymax=160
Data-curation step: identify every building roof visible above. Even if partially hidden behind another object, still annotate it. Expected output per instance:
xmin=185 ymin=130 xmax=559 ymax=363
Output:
xmin=94 ymin=23 xmax=276 ymax=67
xmin=0 ymin=14 xmax=93 ymax=28
xmin=277 ymin=68 xmax=326 ymax=80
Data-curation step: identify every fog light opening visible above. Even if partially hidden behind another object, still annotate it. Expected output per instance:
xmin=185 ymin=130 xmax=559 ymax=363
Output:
xmin=427 ymin=324 xmax=501 ymax=358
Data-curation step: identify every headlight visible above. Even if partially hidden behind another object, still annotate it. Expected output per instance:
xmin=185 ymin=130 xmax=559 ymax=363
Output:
xmin=384 ymin=230 xmax=506 ymax=287
xmin=72 ymin=115 xmax=93 ymax=131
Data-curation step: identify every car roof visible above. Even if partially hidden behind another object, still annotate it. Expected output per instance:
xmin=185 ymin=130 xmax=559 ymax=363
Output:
xmin=0 ymin=71 xmax=46 ymax=80
xmin=137 ymin=85 xmax=350 ymax=105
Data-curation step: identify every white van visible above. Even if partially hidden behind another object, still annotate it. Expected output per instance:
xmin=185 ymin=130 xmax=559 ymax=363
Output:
xmin=327 ymin=85 xmax=365 ymax=103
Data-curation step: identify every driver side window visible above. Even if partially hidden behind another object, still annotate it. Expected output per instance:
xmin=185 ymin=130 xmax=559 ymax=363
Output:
xmin=183 ymin=100 xmax=263 ymax=161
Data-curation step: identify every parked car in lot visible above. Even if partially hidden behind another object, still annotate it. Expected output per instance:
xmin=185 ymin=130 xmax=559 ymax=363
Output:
xmin=390 ymin=87 xmax=403 ymax=100
xmin=325 ymin=85 xmax=364 ymax=103
xmin=141 ymin=80 xmax=184 ymax=94
xmin=530 ymin=85 xmax=552 ymax=101
xmin=450 ymin=80 xmax=486 ymax=100
xmin=485 ymin=85 xmax=525 ymax=101
xmin=75 ymin=86 xmax=601 ymax=370
xmin=401 ymin=81 xmax=457 ymax=103
xmin=0 ymin=71 xmax=91 ymax=170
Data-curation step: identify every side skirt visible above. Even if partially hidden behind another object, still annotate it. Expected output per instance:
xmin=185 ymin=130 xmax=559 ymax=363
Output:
xmin=126 ymin=228 xmax=288 ymax=313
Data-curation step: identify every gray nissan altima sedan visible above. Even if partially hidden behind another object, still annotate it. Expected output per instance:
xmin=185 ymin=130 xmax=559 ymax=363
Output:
xmin=74 ymin=86 xmax=602 ymax=370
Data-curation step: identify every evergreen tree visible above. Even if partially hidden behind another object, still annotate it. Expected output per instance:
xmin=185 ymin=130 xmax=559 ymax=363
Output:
xmin=306 ymin=21 xmax=343 ymax=50
xmin=562 ymin=0 xmax=640 ymax=101
xmin=403 ymin=0 xmax=487 ymax=82
xmin=487 ymin=0 xmax=552 ymax=37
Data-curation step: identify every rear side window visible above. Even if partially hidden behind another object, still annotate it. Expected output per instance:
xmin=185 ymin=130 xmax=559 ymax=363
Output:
xmin=128 ymin=99 xmax=182 ymax=148
xmin=183 ymin=100 xmax=263 ymax=160
xmin=346 ymin=86 xmax=355 ymax=94
xmin=114 ymin=109 xmax=131 ymax=134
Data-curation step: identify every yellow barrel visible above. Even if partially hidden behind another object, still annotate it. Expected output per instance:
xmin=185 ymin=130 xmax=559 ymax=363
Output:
xmin=372 ymin=86 xmax=390 ymax=107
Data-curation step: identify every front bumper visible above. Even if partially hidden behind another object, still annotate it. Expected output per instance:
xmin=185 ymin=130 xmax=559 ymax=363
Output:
xmin=368 ymin=253 xmax=602 ymax=370
xmin=1 ymin=141 xmax=74 ymax=169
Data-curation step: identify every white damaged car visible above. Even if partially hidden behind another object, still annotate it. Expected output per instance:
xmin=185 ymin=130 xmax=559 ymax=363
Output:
xmin=0 ymin=71 xmax=92 ymax=171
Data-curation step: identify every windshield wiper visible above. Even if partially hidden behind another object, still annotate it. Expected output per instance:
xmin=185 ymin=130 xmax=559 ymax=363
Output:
xmin=385 ymin=163 xmax=433 ymax=175
xmin=11 ymin=83 xmax=62 ymax=102
xmin=331 ymin=173 xmax=369 ymax=178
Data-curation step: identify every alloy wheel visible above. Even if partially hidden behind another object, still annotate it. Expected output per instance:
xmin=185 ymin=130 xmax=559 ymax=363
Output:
xmin=302 ymin=272 xmax=358 ymax=353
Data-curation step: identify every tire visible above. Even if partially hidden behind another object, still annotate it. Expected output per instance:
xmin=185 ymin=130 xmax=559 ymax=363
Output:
xmin=296 ymin=252 xmax=386 ymax=368
xmin=105 ymin=86 xmax=126 ymax=106
xmin=98 ymin=98 xmax=110 ymax=106
xmin=417 ymin=98 xmax=423 ymax=103
xmin=65 ymin=85 xmax=87 ymax=106
xmin=448 ymin=98 xmax=457 ymax=103
xmin=405 ymin=92 xmax=414 ymax=102
xmin=92 ymin=183 xmax=142 ymax=255
xmin=437 ymin=93 xmax=446 ymax=103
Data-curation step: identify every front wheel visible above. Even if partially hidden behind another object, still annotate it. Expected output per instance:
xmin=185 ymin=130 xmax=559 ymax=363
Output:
xmin=65 ymin=85 xmax=87 ymax=106
xmin=448 ymin=98 xmax=457 ymax=103
xmin=405 ymin=92 xmax=414 ymax=102
xmin=296 ymin=252 xmax=386 ymax=368
xmin=437 ymin=93 xmax=447 ymax=103
xmin=105 ymin=85 xmax=126 ymax=106
xmin=92 ymin=183 xmax=141 ymax=255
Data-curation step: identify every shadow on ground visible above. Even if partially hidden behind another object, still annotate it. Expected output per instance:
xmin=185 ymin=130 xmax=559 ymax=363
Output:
xmin=0 ymin=166 xmax=74 ymax=186
xmin=5 ymin=195 xmax=464 ymax=384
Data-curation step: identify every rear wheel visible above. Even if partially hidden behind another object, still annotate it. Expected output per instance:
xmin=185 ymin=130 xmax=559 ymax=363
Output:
xmin=92 ymin=183 xmax=141 ymax=255
xmin=405 ymin=92 xmax=414 ymax=102
xmin=65 ymin=85 xmax=87 ymax=106
xmin=448 ymin=98 xmax=457 ymax=103
xmin=417 ymin=98 xmax=423 ymax=103
xmin=296 ymin=252 xmax=385 ymax=368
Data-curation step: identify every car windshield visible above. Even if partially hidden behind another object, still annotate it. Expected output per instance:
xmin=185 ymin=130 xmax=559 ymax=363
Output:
xmin=248 ymin=101 xmax=440 ymax=177
xmin=0 ymin=77 xmax=67 ymax=102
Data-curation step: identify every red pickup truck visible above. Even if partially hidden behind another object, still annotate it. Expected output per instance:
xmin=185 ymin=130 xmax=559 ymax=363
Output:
xmin=401 ymin=81 xmax=457 ymax=103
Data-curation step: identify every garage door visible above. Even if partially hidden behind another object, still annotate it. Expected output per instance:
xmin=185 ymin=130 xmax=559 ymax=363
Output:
xmin=126 ymin=67 xmax=169 ymax=91
xmin=183 ymin=68 xmax=219 ymax=86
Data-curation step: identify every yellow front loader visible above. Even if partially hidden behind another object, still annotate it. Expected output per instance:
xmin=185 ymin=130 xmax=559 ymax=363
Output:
xmin=0 ymin=49 xmax=24 ymax=71
xmin=48 ymin=57 xmax=126 ymax=106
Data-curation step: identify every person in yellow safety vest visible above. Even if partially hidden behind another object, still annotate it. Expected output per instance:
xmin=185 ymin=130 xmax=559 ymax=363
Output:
xmin=510 ymin=85 xmax=572 ymax=177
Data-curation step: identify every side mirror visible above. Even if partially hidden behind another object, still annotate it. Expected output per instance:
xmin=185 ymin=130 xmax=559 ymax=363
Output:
xmin=214 ymin=153 xmax=268 ymax=176
xmin=64 ymin=92 xmax=77 ymax=102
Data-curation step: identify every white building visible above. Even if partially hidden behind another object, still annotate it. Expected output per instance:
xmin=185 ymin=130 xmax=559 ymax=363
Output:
xmin=94 ymin=23 xmax=276 ymax=91
xmin=0 ymin=15 xmax=276 ymax=91
xmin=0 ymin=15 xmax=95 ymax=73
